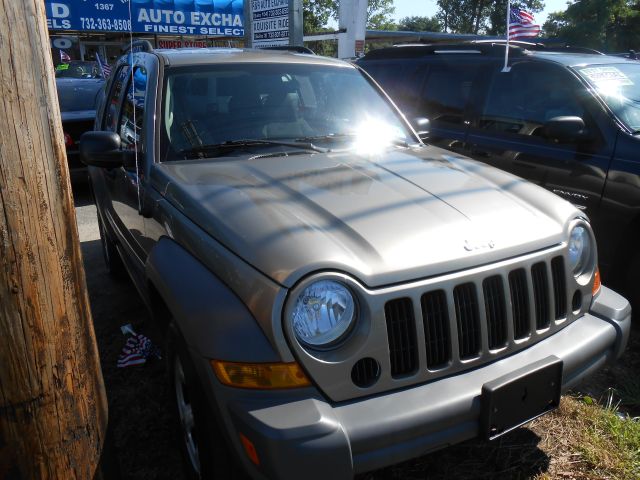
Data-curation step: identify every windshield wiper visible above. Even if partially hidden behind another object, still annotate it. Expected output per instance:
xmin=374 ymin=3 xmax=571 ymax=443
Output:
xmin=295 ymin=133 xmax=358 ymax=142
xmin=180 ymin=139 xmax=328 ymax=159
xmin=295 ymin=134 xmax=412 ymax=149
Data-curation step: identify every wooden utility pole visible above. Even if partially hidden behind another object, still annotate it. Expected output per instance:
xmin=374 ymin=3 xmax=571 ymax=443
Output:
xmin=0 ymin=1 xmax=107 ymax=478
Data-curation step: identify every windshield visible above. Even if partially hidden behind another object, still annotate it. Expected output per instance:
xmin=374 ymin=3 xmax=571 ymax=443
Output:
xmin=161 ymin=62 xmax=415 ymax=160
xmin=55 ymin=61 xmax=102 ymax=79
xmin=576 ymin=63 xmax=640 ymax=132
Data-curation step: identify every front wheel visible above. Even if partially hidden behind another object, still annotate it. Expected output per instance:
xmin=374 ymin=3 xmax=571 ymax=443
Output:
xmin=166 ymin=323 xmax=246 ymax=479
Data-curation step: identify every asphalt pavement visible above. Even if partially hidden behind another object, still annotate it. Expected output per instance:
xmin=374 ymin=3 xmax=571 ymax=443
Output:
xmin=73 ymin=182 xmax=185 ymax=479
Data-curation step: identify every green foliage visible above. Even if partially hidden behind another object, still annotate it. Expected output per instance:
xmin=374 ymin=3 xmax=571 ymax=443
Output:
xmin=542 ymin=0 xmax=640 ymax=52
xmin=398 ymin=15 xmax=443 ymax=32
xmin=303 ymin=0 xmax=335 ymax=34
xmin=302 ymin=0 xmax=396 ymax=32
xmin=367 ymin=0 xmax=397 ymax=29
xmin=576 ymin=397 xmax=640 ymax=478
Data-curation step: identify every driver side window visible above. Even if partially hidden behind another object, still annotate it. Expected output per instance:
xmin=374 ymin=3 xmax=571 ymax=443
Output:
xmin=479 ymin=63 xmax=585 ymax=140
xmin=118 ymin=66 xmax=147 ymax=152
xmin=103 ymin=65 xmax=131 ymax=132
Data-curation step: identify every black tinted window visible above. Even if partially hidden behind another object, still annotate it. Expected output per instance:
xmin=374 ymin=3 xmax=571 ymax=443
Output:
xmin=119 ymin=67 xmax=147 ymax=151
xmin=104 ymin=65 xmax=131 ymax=132
xmin=360 ymin=60 xmax=424 ymax=114
xmin=480 ymin=62 xmax=584 ymax=139
xmin=420 ymin=64 xmax=482 ymax=125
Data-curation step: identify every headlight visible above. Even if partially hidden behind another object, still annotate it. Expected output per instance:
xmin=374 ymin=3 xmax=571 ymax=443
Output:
xmin=568 ymin=225 xmax=593 ymax=277
xmin=291 ymin=280 xmax=356 ymax=348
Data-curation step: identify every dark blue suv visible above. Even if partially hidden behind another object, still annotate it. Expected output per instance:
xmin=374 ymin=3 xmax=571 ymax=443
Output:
xmin=358 ymin=42 xmax=640 ymax=309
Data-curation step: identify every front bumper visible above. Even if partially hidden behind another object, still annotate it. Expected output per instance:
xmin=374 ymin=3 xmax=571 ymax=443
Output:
xmin=202 ymin=286 xmax=630 ymax=480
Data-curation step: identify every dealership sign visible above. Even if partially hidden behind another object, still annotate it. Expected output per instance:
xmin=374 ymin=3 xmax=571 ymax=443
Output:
xmin=44 ymin=1 xmax=244 ymax=37
xmin=251 ymin=0 xmax=288 ymax=47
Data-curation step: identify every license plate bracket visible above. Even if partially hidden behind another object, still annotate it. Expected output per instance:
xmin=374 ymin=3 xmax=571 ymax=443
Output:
xmin=481 ymin=355 xmax=562 ymax=440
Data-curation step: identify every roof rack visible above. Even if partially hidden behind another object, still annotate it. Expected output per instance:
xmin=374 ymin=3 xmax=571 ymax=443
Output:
xmin=471 ymin=40 xmax=605 ymax=55
xmin=361 ymin=40 xmax=608 ymax=60
xmin=361 ymin=42 xmax=526 ymax=60
xmin=122 ymin=40 xmax=154 ymax=54
xmin=260 ymin=45 xmax=315 ymax=54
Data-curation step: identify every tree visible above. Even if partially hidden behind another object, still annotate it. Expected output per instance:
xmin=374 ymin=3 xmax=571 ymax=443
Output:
xmin=436 ymin=0 xmax=544 ymax=34
xmin=303 ymin=0 xmax=335 ymax=34
xmin=302 ymin=0 xmax=396 ymax=31
xmin=367 ymin=0 xmax=397 ymax=29
xmin=543 ymin=0 xmax=640 ymax=51
xmin=398 ymin=15 xmax=443 ymax=32
xmin=0 ymin=0 xmax=107 ymax=478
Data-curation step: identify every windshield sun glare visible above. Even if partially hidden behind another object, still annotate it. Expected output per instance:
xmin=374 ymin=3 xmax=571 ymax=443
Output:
xmin=161 ymin=63 xmax=414 ymax=161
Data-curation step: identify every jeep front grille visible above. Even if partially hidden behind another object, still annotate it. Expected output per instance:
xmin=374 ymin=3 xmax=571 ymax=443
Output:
xmin=509 ymin=268 xmax=530 ymax=339
xmin=384 ymin=297 xmax=418 ymax=376
xmin=453 ymin=283 xmax=481 ymax=360
xmin=483 ymin=275 xmax=508 ymax=350
xmin=551 ymin=256 xmax=567 ymax=320
xmin=384 ymin=256 xmax=567 ymax=376
xmin=420 ymin=290 xmax=450 ymax=369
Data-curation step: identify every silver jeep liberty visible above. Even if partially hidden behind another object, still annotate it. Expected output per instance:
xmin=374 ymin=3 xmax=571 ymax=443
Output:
xmin=81 ymin=45 xmax=631 ymax=479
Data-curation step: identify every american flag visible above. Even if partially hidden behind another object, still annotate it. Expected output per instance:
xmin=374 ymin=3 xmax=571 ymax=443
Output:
xmin=509 ymin=7 xmax=541 ymax=40
xmin=96 ymin=53 xmax=112 ymax=79
xmin=117 ymin=333 xmax=161 ymax=368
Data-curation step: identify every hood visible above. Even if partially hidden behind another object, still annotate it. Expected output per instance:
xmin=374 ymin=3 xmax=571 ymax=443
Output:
xmin=55 ymin=78 xmax=104 ymax=113
xmin=153 ymin=146 xmax=575 ymax=288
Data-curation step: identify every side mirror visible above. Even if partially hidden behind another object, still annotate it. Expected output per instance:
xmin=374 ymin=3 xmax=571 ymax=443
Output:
xmin=411 ymin=117 xmax=430 ymax=141
xmin=80 ymin=131 xmax=126 ymax=169
xmin=544 ymin=116 xmax=588 ymax=143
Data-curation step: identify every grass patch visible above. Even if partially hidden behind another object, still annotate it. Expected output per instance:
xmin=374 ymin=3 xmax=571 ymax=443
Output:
xmin=531 ymin=395 xmax=640 ymax=480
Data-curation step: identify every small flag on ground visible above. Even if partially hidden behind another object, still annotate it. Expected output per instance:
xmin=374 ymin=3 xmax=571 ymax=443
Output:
xmin=117 ymin=333 xmax=162 ymax=368
xmin=509 ymin=7 xmax=541 ymax=40
xmin=60 ymin=49 xmax=71 ymax=63
xmin=96 ymin=53 xmax=112 ymax=79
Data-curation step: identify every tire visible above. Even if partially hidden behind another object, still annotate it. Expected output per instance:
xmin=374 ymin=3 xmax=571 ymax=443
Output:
xmin=166 ymin=323 xmax=246 ymax=480
xmin=97 ymin=214 xmax=125 ymax=278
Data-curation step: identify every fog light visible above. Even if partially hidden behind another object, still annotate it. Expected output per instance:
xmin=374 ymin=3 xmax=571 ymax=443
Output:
xmin=572 ymin=291 xmax=582 ymax=312
xmin=211 ymin=360 xmax=310 ymax=389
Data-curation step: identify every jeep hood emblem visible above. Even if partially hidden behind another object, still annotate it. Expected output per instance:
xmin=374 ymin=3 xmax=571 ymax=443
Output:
xmin=464 ymin=238 xmax=495 ymax=251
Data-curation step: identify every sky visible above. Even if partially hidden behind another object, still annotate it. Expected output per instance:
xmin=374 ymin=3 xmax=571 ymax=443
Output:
xmin=391 ymin=0 xmax=570 ymax=27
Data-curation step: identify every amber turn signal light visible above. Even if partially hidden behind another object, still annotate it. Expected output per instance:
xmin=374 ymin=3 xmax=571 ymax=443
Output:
xmin=592 ymin=268 xmax=601 ymax=296
xmin=211 ymin=360 xmax=311 ymax=389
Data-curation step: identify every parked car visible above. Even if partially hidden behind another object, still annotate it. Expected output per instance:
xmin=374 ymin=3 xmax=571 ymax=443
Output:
xmin=55 ymin=61 xmax=104 ymax=180
xmin=81 ymin=44 xmax=629 ymax=480
xmin=357 ymin=42 xmax=640 ymax=310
